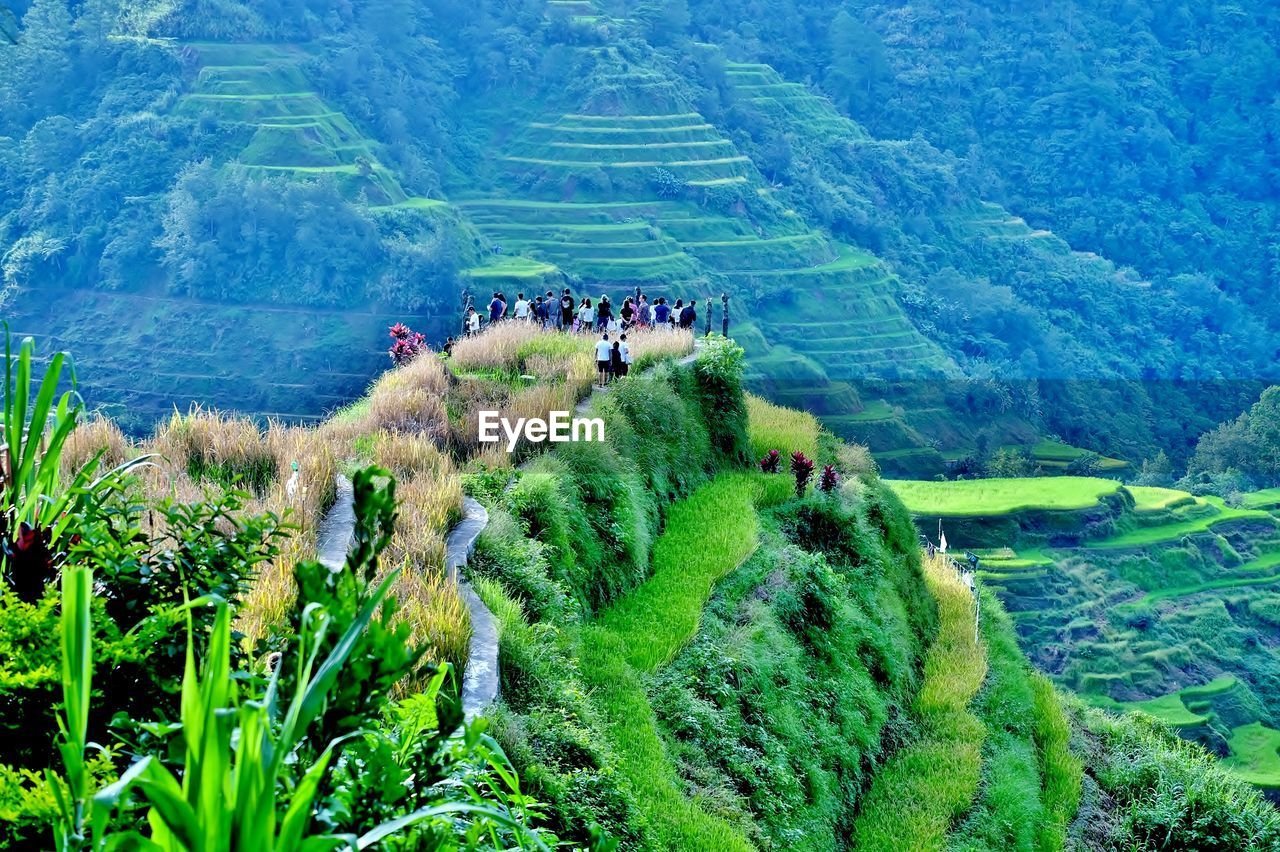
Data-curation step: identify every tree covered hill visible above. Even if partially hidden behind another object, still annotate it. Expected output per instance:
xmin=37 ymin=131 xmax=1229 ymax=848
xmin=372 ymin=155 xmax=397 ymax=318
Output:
xmin=1 ymin=0 xmax=1274 ymax=463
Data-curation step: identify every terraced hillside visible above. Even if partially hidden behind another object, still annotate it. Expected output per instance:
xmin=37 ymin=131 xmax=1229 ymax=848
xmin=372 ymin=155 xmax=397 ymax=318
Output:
xmin=12 ymin=41 xmax=554 ymax=428
xmin=889 ymin=476 xmax=1280 ymax=789
xmin=713 ymin=59 xmax=1168 ymax=471
xmin=4 ymin=288 xmax=427 ymax=432
xmin=450 ymin=68 xmax=961 ymax=469
xmin=177 ymin=42 xmax=409 ymax=204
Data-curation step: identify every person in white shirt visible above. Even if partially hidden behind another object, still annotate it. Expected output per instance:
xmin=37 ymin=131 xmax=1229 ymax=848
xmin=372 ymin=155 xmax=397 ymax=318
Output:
xmin=594 ymin=332 xmax=612 ymax=388
xmin=606 ymin=316 xmax=620 ymax=334
xmin=513 ymin=292 xmax=531 ymax=321
xmin=578 ymin=298 xmax=595 ymax=333
xmin=618 ymin=334 xmax=632 ymax=377
xmin=467 ymin=308 xmax=480 ymax=335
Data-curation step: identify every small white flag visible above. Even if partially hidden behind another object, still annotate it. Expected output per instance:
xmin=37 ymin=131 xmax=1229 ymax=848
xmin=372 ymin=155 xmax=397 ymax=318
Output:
xmin=939 ymin=531 xmax=948 ymax=554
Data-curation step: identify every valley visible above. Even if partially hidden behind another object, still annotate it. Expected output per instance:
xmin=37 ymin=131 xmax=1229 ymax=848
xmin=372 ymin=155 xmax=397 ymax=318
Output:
xmin=4 ymin=0 xmax=1280 ymax=846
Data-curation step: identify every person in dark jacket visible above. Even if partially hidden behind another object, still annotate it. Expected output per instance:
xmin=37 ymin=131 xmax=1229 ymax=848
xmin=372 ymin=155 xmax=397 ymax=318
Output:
xmin=679 ymin=299 xmax=697 ymax=329
xmin=609 ymin=340 xmax=624 ymax=383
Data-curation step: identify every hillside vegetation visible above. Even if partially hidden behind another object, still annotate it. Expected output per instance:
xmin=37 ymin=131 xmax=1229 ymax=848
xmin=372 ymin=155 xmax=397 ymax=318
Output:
xmin=4 ymin=0 xmax=1269 ymax=475
xmin=888 ymin=473 xmax=1280 ymax=795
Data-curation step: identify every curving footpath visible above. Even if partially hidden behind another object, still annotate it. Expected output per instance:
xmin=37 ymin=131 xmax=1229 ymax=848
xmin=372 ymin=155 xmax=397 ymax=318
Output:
xmin=316 ymin=340 xmax=705 ymax=721
xmin=315 ymin=479 xmax=500 ymax=721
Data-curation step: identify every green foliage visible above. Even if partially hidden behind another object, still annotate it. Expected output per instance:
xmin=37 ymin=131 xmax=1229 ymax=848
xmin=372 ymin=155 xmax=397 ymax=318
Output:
xmin=1 ymin=331 xmax=141 ymax=603
xmin=1074 ymin=701 xmax=1280 ymax=849
xmin=42 ymin=464 xmax=545 ymax=850
xmin=282 ymin=467 xmax=424 ymax=748
xmin=472 ymin=577 xmax=643 ymax=849
xmin=950 ymin=592 xmax=1082 ymax=852
xmin=850 ymin=554 xmax=986 ymax=850
xmin=500 ymin=363 xmax=717 ymax=614
xmin=650 ymin=486 xmax=934 ymax=848
xmin=1186 ymin=386 xmax=1280 ymax=489
xmin=692 ymin=335 xmax=749 ymax=465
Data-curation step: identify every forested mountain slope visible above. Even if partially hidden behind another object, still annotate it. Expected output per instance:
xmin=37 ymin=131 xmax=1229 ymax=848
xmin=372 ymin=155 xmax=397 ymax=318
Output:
xmin=2 ymin=0 xmax=1273 ymax=465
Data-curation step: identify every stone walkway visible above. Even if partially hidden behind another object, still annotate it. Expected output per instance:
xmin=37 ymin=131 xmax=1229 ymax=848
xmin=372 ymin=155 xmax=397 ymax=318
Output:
xmin=314 ymin=339 xmax=705 ymax=721
xmin=314 ymin=479 xmax=499 ymax=720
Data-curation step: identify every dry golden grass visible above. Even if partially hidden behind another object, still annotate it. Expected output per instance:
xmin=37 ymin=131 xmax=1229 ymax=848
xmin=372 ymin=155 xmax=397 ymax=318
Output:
xmin=450 ymin=322 xmax=548 ymax=372
xmin=371 ymin=431 xmax=454 ymax=480
xmin=382 ymin=559 xmax=471 ymax=694
xmin=366 ymin=355 xmax=451 ymax=440
xmin=627 ymin=327 xmax=694 ymax=369
xmin=60 ymin=415 xmax=132 ymax=475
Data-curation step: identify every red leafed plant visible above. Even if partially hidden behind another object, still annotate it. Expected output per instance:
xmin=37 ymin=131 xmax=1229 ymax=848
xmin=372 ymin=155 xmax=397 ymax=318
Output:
xmin=759 ymin=449 xmax=781 ymax=473
xmin=387 ymin=324 xmax=427 ymax=366
xmin=790 ymin=451 xmax=815 ymax=497
xmin=818 ymin=464 xmax=840 ymax=494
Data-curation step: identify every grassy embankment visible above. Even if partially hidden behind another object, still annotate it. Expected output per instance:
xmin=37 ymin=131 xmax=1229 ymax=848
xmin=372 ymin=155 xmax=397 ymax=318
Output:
xmin=850 ymin=553 xmax=989 ymax=849
xmin=578 ymin=472 xmax=792 ymax=850
xmin=886 ymin=476 xmax=1121 ymax=517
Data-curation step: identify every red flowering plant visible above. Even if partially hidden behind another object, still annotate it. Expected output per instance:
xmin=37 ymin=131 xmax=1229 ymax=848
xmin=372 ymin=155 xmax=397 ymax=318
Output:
xmin=818 ymin=464 xmax=840 ymax=494
xmin=759 ymin=449 xmax=781 ymax=473
xmin=790 ymin=451 xmax=815 ymax=497
xmin=387 ymin=323 xmax=427 ymax=366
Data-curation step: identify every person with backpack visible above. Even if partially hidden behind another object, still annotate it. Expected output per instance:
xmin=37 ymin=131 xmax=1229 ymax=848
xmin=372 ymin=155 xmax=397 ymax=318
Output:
xmin=610 ymin=339 xmax=624 ymax=383
xmin=680 ymin=299 xmax=697 ymax=329
xmin=594 ymin=332 xmax=612 ymax=388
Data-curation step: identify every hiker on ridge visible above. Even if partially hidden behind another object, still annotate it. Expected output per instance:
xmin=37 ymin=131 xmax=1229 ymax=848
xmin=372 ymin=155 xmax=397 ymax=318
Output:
xmin=595 ymin=332 xmax=612 ymax=388
xmin=619 ymin=333 xmax=632 ymax=377
xmin=637 ymin=294 xmax=652 ymax=328
xmin=577 ymin=297 xmax=595 ymax=333
xmin=596 ymin=294 xmax=613 ymax=331
xmin=488 ymin=292 xmax=504 ymax=323
xmin=609 ymin=339 xmax=624 ymax=383
xmin=513 ymin=292 xmax=531 ymax=321
xmin=560 ymin=288 xmax=576 ymax=330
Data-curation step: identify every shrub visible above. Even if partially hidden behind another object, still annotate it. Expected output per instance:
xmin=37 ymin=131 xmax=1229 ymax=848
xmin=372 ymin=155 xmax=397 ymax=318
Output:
xmin=790 ymin=451 xmax=815 ymax=497
xmin=692 ymin=335 xmax=749 ymax=465
xmin=818 ymin=464 xmax=839 ymax=493
xmin=387 ymin=321 xmax=428 ymax=365
xmin=759 ymin=449 xmax=781 ymax=473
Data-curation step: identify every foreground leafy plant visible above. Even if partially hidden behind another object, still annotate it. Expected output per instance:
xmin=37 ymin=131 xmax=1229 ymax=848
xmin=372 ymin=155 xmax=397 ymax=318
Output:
xmin=46 ymin=469 xmax=547 ymax=851
xmin=1 ymin=329 xmax=146 ymax=602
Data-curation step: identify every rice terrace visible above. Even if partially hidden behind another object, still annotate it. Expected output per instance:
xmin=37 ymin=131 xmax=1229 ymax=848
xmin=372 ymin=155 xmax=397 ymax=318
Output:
xmin=4 ymin=0 xmax=1280 ymax=849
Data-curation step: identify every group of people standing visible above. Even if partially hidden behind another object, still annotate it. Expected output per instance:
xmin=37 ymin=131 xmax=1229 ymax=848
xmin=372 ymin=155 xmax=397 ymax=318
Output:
xmin=465 ymin=288 xmax=700 ymax=336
